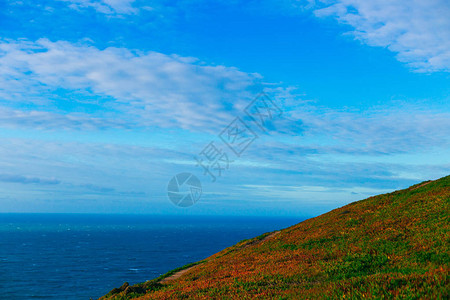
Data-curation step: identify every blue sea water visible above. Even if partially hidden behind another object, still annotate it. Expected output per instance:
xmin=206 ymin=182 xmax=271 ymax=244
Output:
xmin=0 ymin=214 xmax=301 ymax=300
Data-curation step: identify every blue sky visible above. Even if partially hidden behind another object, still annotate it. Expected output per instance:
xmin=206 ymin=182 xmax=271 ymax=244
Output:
xmin=0 ymin=0 xmax=449 ymax=216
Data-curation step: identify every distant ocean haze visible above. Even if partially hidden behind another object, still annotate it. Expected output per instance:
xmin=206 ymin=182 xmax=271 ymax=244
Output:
xmin=0 ymin=213 xmax=301 ymax=300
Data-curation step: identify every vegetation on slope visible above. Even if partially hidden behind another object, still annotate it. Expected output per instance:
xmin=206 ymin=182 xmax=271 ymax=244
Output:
xmin=100 ymin=176 xmax=450 ymax=299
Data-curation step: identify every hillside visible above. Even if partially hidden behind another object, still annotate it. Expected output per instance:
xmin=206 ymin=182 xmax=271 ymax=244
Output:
xmin=100 ymin=176 xmax=450 ymax=299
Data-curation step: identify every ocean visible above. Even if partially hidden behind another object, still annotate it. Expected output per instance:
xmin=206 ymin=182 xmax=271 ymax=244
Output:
xmin=0 ymin=214 xmax=301 ymax=299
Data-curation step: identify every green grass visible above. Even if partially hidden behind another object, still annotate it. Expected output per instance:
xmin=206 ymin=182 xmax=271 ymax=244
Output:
xmin=100 ymin=175 xmax=450 ymax=300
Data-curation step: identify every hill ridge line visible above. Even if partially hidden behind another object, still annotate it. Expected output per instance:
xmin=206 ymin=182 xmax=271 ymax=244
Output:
xmin=159 ymin=230 xmax=281 ymax=283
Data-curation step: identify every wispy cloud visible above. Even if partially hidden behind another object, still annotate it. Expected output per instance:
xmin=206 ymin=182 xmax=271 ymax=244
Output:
xmin=286 ymin=105 xmax=450 ymax=154
xmin=0 ymin=138 xmax=181 ymax=204
xmin=58 ymin=0 xmax=138 ymax=15
xmin=0 ymin=38 xmax=263 ymax=131
xmin=13 ymin=1 xmax=449 ymax=73
xmin=0 ymin=173 xmax=61 ymax=185
xmin=0 ymin=108 xmax=131 ymax=130
xmin=309 ymin=0 xmax=450 ymax=72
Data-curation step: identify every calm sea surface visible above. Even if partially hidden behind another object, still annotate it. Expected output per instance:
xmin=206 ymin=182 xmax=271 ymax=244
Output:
xmin=0 ymin=214 xmax=301 ymax=299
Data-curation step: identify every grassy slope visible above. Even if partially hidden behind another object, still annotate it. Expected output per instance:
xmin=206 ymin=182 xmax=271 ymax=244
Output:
xmin=101 ymin=176 xmax=450 ymax=299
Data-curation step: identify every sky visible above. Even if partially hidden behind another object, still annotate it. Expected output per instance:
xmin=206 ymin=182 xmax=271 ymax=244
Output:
xmin=0 ymin=0 xmax=449 ymax=217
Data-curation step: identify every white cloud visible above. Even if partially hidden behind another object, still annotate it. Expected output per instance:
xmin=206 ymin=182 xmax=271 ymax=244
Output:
xmin=59 ymin=0 xmax=138 ymax=14
xmin=0 ymin=38 xmax=262 ymax=130
xmin=16 ymin=1 xmax=449 ymax=73
xmin=238 ymin=184 xmax=391 ymax=203
xmin=298 ymin=108 xmax=450 ymax=153
xmin=309 ymin=0 xmax=450 ymax=72
xmin=0 ymin=137 xmax=175 ymax=211
xmin=0 ymin=108 xmax=131 ymax=130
